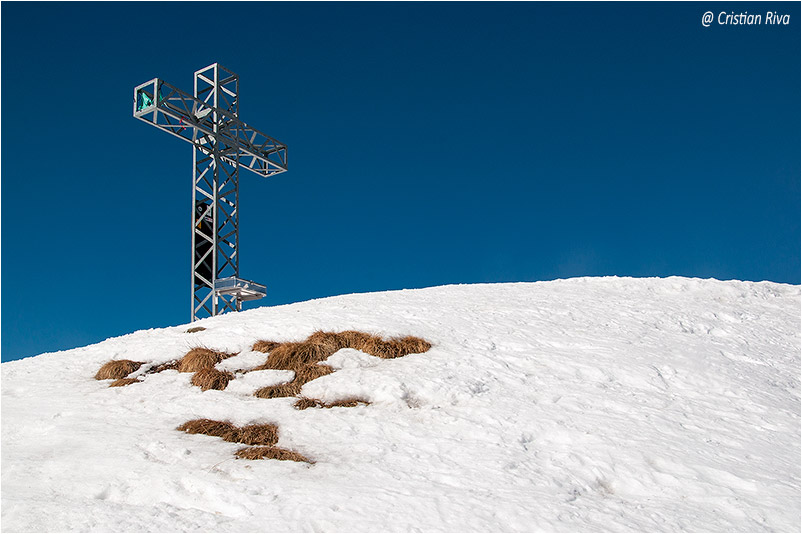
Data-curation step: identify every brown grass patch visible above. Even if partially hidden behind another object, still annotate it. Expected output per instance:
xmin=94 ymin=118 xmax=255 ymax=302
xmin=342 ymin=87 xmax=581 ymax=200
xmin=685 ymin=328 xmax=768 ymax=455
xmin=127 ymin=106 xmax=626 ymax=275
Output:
xmin=358 ymin=335 xmax=432 ymax=359
xmin=252 ymin=342 xmax=298 ymax=370
xmin=328 ymin=397 xmax=368 ymax=408
xmin=254 ymin=364 xmax=333 ymax=399
xmin=358 ymin=337 xmax=399 ymax=359
xmin=252 ymin=340 xmax=282 ymax=353
xmin=337 ymin=330 xmax=375 ymax=349
xmin=191 ymin=368 xmax=234 ymax=391
xmin=235 ymin=446 xmax=312 ymax=463
xmin=186 ymin=326 xmax=206 ymax=333
xmin=264 ymin=342 xmax=333 ymax=371
xmin=293 ymin=397 xmax=321 ymax=410
xmin=236 ymin=423 xmax=279 ymax=446
xmin=294 ymin=363 xmax=334 ymax=383
xmin=177 ymin=347 xmax=235 ymax=373
xmin=254 ymin=381 xmax=303 ymax=399
xmin=94 ymin=360 xmax=143 ymax=380
xmin=177 ymin=419 xmax=278 ymax=447
xmin=248 ymin=331 xmax=430 ymax=399
xmin=294 ymin=397 xmax=370 ymax=410
xmin=306 ymin=330 xmax=344 ymax=352
xmin=250 ymin=331 xmax=431 ymax=371
xmin=177 ymin=418 xmax=307 ymax=463
xmin=150 ymin=361 xmax=180 ymax=373
xmin=177 ymin=418 xmax=239 ymax=441
xmin=109 ymin=378 xmax=141 ymax=387
xmin=394 ymin=335 xmax=432 ymax=355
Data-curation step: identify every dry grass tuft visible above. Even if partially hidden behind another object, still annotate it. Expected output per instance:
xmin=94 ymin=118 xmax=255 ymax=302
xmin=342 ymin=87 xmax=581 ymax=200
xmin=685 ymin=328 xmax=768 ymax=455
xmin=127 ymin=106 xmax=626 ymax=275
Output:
xmin=307 ymin=330 xmax=344 ymax=352
xmin=253 ymin=364 xmax=333 ymax=399
xmin=265 ymin=342 xmax=333 ymax=371
xmin=254 ymin=381 xmax=303 ymax=399
xmin=294 ymin=363 xmax=335 ymax=383
xmin=293 ymin=397 xmax=321 ymax=410
xmin=191 ymin=368 xmax=234 ymax=391
xmin=236 ymin=423 xmax=279 ymax=446
xmin=235 ymin=446 xmax=312 ymax=463
xmin=150 ymin=361 xmax=179 ymax=373
xmin=250 ymin=331 xmax=431 ymax=371
xmin=358 ymin=335 xmax=432 ymax=359
xmin=294 ymin=397 xmax=370 ymax=410
xmin=252 ymin=340 xmax=282 ymax=353
xmin=177 ymin=418 xmax=308 ymax=463
xmin=146 ymin=360 xmax=178 ymax=374
xmin=186 ymin=326 xmax=206 ymax=333
xmin=177 ymin=418 xmax=238 ymax=441
xmin=95 ymin=359 xmax=143 ymax=380
xmin=329 ymin=397 xmax=369 ymax=408
xmin=359 ymin=337 xmax=400 ymax=359
xmin=393 ymin=335 xmax=433 ymax=355
xmin=109 ymin=378 xmax=141 ymax=387
xmin=178 ymin=348 xmax=219 ymax=372
xmin=337 ymin=330 xmax=375 ymax=349
xmin=253 ymin=342 xmax=299 ymax=370
xmin=177 ymin=419 xmax=278 ymax=447
xmin=178 ymin=347 xmax=235 ymax=373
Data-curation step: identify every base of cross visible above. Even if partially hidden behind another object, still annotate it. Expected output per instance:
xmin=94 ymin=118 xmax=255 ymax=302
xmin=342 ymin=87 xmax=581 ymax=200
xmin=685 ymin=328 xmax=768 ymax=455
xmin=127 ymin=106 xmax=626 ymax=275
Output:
xmin=214 ymin=276 xmax=267 ymax=303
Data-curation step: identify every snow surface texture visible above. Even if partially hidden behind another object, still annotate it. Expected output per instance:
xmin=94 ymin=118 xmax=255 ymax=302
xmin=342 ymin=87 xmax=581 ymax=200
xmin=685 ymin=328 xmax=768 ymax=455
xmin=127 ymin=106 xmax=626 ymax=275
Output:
xmin=2 ymin=277 xmax=800 ymax=532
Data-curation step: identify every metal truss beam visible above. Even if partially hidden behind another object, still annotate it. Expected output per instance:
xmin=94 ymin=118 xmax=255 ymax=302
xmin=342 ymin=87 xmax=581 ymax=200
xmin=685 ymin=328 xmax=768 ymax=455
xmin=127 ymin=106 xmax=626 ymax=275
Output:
xmin=191 ymin=148 xmax=241 ymax=319
xmin=133 ymin=77 xmax=288 ymax=177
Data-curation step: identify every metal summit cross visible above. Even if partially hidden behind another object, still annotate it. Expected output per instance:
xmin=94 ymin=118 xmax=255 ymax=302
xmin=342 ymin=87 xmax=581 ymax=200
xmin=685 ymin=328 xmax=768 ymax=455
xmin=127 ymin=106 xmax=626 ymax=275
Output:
xmin=133 ymin=63 xmax=288 ymax=321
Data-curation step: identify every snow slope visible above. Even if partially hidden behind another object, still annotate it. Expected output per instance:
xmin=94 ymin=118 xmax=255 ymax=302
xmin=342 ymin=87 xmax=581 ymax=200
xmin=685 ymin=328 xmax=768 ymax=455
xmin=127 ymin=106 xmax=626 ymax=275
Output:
xmin=2 ymin=277 xmax=799 ymax=532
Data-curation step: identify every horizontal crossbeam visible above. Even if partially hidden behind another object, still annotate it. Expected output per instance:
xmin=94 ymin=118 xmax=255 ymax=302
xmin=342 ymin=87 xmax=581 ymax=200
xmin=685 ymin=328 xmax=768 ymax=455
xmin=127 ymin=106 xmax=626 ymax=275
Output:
xmin=133 ymin=78 xmax=288 ymax=177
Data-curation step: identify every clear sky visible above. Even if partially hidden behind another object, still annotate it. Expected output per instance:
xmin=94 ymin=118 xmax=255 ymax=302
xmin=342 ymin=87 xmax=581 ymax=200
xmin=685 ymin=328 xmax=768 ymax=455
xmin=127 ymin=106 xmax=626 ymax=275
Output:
xmin=2 ymin=2 xmax=799 ymax=362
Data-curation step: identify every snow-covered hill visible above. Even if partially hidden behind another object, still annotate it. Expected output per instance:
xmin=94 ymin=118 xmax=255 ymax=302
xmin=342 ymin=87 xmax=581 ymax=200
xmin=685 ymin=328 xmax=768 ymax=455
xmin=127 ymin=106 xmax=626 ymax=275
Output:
xmin=2 ymin=277 xmax=800 ymax=532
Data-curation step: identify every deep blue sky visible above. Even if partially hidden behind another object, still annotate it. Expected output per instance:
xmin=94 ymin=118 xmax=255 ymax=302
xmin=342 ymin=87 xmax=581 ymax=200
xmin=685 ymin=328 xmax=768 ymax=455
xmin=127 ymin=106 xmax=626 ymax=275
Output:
xmin=2 ymin=2 xmax=799 ymax=362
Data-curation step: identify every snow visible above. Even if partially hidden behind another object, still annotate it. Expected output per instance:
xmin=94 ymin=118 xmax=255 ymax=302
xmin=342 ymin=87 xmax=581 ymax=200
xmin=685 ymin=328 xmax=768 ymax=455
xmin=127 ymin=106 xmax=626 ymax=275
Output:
xmin=2 ymin=276 xmax=799 ymax=532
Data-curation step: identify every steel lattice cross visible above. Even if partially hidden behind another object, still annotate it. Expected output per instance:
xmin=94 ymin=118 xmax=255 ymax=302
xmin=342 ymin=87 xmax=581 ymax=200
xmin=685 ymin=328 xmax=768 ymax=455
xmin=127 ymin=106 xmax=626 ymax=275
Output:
xmin=133 ymin=63 xmax=287 ymax=321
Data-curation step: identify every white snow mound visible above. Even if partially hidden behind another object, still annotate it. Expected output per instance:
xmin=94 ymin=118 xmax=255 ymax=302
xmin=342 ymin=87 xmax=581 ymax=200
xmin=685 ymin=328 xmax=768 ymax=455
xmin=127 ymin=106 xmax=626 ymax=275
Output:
xmin=2 ymin=277 xmax=800 ymax=532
